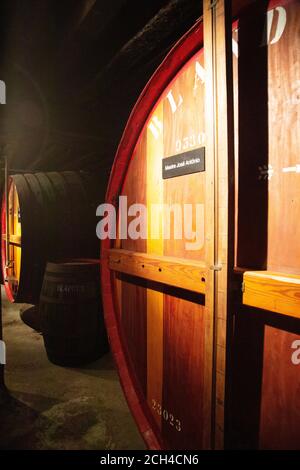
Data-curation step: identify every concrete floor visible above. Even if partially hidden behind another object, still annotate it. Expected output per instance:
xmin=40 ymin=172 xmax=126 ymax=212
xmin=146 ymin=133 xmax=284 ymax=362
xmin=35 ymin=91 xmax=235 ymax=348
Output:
xmin=0 ymin=287 xmax=145 ymax=450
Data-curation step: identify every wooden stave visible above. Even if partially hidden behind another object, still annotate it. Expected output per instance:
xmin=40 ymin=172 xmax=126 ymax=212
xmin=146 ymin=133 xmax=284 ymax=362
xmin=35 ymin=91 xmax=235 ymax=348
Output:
xmin=11 ymin=174 xmax=39 ymax=303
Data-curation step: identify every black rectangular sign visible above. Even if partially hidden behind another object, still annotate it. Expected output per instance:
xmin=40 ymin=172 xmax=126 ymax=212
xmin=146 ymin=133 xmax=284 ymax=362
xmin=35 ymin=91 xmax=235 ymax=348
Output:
xmin=162 ymin=147 xmax=205 ymax=179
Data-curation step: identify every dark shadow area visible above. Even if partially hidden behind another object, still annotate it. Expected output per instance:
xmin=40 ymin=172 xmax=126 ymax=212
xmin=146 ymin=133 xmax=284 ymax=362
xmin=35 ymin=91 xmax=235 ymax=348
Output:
xmin=227 ymin=0 xmax=270 ymax=450
xmin=228 ymin=304 xmax=300 ymax=449
xmin=74 ymin=353 xmax=116 ymax=377
xmin=20 ymin=305 xmax=41 ymax=333
xmin=236 ymin=0 xmax=269 ymax=269
xmin=0 ymin=390 xmax=52 ymax=449
xmin=117 ymin=272 xmax=205 ymax=306
xmin=227 ymin=306 xmax=265 ymax=449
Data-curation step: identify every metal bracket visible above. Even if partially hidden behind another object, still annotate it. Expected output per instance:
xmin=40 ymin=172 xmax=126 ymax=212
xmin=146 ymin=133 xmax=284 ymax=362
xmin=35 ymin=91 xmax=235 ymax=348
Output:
xmin=209 ymin=0 xmax=219 ymax=9
xmin=210 ymin=264 xmax=223 ymax=271
xmin=5 ymin=260 xmax=14 ymax=269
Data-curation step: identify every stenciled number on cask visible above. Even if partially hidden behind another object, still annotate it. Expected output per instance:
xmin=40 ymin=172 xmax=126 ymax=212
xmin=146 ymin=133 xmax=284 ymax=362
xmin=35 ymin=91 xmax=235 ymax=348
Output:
xmin=151 ymin=399 xmax=182 ymax=432
xmin=291 ymin=340 xmax=300 ymax=365
xmin=263 ymin=6 xmax=287 ymax=46
xmin=175 ymin=132 xmax=206 ymax=153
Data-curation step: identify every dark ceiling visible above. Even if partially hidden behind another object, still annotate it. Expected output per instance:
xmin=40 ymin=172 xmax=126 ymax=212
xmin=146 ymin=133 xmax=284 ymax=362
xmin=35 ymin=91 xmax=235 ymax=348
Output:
xmin=0 ymin=0 xmax=202 ymax=175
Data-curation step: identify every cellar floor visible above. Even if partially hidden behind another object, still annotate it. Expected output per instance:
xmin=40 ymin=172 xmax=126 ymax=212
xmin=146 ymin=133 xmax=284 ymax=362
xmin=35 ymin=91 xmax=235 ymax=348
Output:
xmin=0 ymin=287 xmax=145 ymax=450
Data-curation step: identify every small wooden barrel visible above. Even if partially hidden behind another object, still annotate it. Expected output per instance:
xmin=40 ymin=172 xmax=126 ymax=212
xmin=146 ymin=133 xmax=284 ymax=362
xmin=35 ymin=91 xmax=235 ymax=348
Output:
xmin=40 ymin=260 xmax=108 ymax=367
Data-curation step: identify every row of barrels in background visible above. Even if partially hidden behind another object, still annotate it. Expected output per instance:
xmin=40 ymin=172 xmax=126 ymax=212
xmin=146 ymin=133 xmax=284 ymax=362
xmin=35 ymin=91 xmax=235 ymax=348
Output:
xmin=1 ymin=170 xmax=105 ymax=303
xmin=0 ymin=170 xmax=109 ymax=367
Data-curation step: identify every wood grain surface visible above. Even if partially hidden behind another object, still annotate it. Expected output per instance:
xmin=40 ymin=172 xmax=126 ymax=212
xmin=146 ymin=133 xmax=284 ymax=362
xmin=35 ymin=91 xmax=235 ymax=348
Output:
xmin=243 ymin=271 xmax=300 ymax=318
xmin=109 ymin=249 xmax=206 ymax=294
xmin=232 ymin=0 xmax=300 ymax=450
xmin=111 ymin=49 xmax=208 ymax=449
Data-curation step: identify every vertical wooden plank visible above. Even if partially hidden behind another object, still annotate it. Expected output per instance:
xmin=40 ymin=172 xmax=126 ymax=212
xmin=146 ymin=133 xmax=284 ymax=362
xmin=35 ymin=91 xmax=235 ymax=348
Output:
xmin=8 ymin=184 xmax=14 ymax=282
xmin=259 ymin=1 xmax=300 ymax=447
xmin=260 ymin=326 xmax=300 ymax=449
xmin=203 ymin=0 xmax=216 ymax=450
xmin=231 ymin=0 xmax=300 ymax=450
xmin=146 ymin=102 xmax=164 ymax=428
xmin=215 ymin=0 xmax=235 ymax=451
xmin=162 ymin=52 xmax=206 ymax=450
xmin=0 ymin=295 xmax=3 ymax=389
xmin=114 ymin=202 xmax=122 ymax=320
xmin=267 ymin=0 xmax=300 ymax=273
xmin=232 ymin=23 xmax=239 ymax=267
xmin=121 ymin=280 xmax=147 ymax=394
xmin=119 ymin=133 xmax=148 ymax=395
xmin=0 ymin=181 xmax=3 ymax=387
xmin=204 ymin=0 xmax=234 ymax=449
xmin=163 ymin=295 xmax=205 ymax=449
xmin=13 ymin=186 xmax=21 ymax=284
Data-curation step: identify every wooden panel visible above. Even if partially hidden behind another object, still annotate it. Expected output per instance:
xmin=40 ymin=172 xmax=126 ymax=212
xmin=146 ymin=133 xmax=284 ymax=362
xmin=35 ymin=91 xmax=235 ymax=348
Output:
xmin=13 ymin=184 xmax=22 ymax=285
xmin=121 ymin=277 xmax=147 ymax=395
xmin=260 ymin=326 xmax=300 ymax=449
xmin=2 ymin=234 xmax=21 ymax=245
xmin=231 ymin=0 xmax=300 ymax=451
xmin=163 ymin=49 xmax=205 ymax=261
xmin=203 ymin=0 xmax=234 ymax=449
xmin=146 ymin=101 xmax=164 ymax=429
xmin=5 ymin=181 xmax=22 ymax=295
xmin=213 ymin=0 xmax=235 ymax=449
xmin=229 ymin=308 xmax=300 ymax=450
xmin=120 ymin=134 xmax=147 ymax=254
xmin=203 ymin=0 xmax=216 ymax=449
xmin=163 ymin=295 xmax=205 ymax=450
xmin=243 ymin=271 xmax=300 ymax=319
xmin=109 ymin=249 xmax=206 ymax=294
xmin=118 ymin=134 xmax=148 ymax=395
xmin=236 ymin=0 xmax=300 ymax=272
xmin=162 ymin=49 xmax=207 ymax=449
xmin=233 ymin=22 xmax=239 ymax=267
xmin=267 ymin=0 xmax=300 ymax=274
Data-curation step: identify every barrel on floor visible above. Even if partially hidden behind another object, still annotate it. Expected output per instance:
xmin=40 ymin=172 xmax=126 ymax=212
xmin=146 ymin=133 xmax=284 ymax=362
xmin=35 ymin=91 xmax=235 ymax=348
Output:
xmin=40 ymin=260 xmax=108 ymax=367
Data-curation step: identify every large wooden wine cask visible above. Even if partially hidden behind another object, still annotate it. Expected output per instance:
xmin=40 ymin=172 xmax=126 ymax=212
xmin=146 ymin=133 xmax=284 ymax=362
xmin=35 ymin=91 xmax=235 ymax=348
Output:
xmin=101 ymin=0 xmax=300 ymax=450
xmin=40 ymin=260 xmax=108 ymax=367
xmin=1 ymin=171 xmax=101 ymax=303
xmin=102 ymin=17 xmax=207 ymax=451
